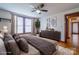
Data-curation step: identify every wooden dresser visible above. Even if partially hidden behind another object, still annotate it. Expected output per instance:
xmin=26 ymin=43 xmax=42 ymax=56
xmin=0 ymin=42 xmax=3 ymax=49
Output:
xmin=39 ymin=30 xmax=61 ymax=41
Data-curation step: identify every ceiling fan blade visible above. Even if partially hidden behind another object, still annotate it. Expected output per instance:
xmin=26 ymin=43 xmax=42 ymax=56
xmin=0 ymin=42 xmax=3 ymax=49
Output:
xmin=41 ymin=10 xmax=48 ymax=12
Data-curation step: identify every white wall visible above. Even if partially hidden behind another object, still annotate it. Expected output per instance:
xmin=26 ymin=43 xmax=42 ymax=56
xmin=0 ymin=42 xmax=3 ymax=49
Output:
xmin=0 ymin=10 xmax=11 ymax=19
xmin=40 ymin=7 xmax=79 ymax=41
xmin=0 ymin=10 xmax=11 ymax=33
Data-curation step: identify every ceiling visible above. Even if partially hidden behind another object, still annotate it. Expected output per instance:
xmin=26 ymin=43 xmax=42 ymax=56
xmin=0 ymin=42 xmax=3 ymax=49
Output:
xmin=0 ymin=3 xmax=79 ymax=18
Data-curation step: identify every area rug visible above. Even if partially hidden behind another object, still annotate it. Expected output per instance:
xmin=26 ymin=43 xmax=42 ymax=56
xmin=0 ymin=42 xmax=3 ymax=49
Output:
xmin=56 ymin=45 xmax=74 ymax=55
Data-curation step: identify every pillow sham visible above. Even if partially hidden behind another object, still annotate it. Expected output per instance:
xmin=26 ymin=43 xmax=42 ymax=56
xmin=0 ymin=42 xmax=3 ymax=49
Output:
xmin=3 ymin=33 xmax=16 ymax=54
xmin=7 ymin=40 xmax=21 ymax=55
xmin=12 ymin=34 xmax=20 ymax=39
xmin=3 ymin=33 xmax=14 ymax=41
xmin=0 ymin=38 xmax=6 ymax=55
xmin=16 ymin=38 xmax=29 ymax=53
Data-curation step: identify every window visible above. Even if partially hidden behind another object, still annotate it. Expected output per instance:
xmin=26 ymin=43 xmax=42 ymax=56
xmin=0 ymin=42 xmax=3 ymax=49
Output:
xmin=25 ymin=18 xmax=32 ymax=32
xmin=16 ymin=17 xmax=23 ymax=33
xmin=16 ymin=16 xmax=32 ymax=33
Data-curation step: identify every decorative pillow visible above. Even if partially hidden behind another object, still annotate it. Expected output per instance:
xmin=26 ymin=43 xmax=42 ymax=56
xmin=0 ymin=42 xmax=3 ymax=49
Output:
xmin=12 ymin=34 xmax=20 ymax=40
xmin=0 ymin=33 xmax=4 ymax=39
xmin=3 ymin=33 xmax=14 ymax=41
xmin=16 ymin=38 xmax=29 ymax=53
xmin=3 ymin=33 xmax=16 ymax=54
xmin=0 ymin=38 xmax=6 ymax=55
xmin=7 ymin=40 xmax=21 ymax=55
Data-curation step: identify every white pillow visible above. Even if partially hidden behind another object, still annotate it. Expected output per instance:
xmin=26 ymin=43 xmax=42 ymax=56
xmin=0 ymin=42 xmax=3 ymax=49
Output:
xmin=0 ymin=33 xmax=4 ymax=38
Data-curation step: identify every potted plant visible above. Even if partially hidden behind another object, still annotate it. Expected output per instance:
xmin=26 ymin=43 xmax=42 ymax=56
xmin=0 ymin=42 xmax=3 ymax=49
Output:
xmin=35 ymin=19 xmax=40 ymax=34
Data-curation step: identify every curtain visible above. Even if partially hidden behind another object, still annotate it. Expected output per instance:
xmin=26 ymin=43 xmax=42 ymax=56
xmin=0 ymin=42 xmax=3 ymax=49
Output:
xmin=11 ymin=14 xmax=16 ymax=35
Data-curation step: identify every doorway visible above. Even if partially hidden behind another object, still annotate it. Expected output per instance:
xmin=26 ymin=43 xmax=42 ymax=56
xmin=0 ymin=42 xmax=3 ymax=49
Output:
xmin=65 ymin=12 xmax=79 ymax=49
xmin=71 ymin=22 xmax=79 ymax=49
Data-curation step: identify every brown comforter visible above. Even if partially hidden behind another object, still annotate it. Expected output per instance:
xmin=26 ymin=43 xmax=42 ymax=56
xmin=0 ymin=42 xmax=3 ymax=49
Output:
xmin=19 ymin=35 xmax=56 ymax=55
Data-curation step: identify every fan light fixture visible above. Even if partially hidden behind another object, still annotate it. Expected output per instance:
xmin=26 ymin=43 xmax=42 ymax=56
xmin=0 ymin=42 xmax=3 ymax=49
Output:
xmin=36 ymin=10 xmax=41 ymax=14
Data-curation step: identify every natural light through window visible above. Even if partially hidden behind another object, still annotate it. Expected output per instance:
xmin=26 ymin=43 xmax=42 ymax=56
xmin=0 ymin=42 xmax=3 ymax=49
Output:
xmin=16 ymin=17 xmax=23 ymax=33
xmin=16 ymin=16 xmax=32 ymax=33
xmin=25 ymin=19 xmax=32 ymax=32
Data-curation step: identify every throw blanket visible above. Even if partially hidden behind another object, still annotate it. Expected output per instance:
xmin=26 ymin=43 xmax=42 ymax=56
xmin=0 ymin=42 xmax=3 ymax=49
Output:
xmin=19 ymin=35 xmax=56 ymax=55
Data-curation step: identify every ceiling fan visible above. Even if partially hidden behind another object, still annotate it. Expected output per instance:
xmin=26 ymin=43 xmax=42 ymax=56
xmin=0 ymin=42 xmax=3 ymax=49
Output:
xmin=31 ymin=4 xmax=48 ymax=14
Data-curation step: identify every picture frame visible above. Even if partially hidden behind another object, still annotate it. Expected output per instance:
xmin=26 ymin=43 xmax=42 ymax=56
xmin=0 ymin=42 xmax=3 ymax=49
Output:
xmin=51 ymin=16 xmax=57 ymax=27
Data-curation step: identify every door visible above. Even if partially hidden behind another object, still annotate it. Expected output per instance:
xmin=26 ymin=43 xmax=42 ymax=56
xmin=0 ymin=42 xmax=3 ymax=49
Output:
xmin=71 ymin=22 xmax=79 ymax=49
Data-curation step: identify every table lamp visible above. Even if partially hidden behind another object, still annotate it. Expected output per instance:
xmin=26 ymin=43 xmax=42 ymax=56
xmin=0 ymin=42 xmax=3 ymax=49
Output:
xmin=3 ymin=26 xmax=8 ymax=33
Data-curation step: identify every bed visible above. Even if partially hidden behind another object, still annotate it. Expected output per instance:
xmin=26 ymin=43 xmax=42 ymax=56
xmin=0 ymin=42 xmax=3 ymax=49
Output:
xmin=0 ymin=34 xmax=58 ymax=55
xmin=19 ymin=34 xmax=58 ymax=55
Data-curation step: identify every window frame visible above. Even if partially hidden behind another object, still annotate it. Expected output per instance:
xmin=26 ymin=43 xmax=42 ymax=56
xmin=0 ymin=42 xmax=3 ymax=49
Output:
xmin=25 ymin=18 xmax=32 ymax=33
xmin=16 ymin=16 xmax=24 ymax=33
xmin=16 ymin=16 xmax=32 ymax=34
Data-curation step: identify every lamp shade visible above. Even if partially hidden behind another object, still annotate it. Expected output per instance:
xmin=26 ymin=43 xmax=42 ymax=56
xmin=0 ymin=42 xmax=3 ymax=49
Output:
xmin=3 ymin=26 xmax=8 ymax=33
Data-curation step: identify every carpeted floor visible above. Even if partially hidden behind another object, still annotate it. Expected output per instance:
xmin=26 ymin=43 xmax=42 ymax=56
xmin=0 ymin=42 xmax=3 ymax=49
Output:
xmin=56 ymin=45 xmax=74 ymax=55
